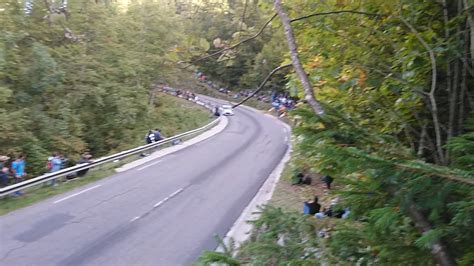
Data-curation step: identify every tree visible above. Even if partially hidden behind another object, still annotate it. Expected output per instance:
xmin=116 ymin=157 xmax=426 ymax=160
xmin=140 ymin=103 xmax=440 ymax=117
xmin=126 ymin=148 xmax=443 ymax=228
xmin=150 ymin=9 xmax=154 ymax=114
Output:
xmin=196 ymin=0 xmax=474 ymax=265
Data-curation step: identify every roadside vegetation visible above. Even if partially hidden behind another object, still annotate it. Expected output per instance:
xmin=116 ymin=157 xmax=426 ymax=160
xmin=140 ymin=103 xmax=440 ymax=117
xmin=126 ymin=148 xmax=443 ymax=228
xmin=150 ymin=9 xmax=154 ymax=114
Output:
xmin=0 ymin=93 xmax=212 ymax=215
xmin=189 ymin=1 xmax=474 ymax=265
xmin=1 ymin=0 xmax=473 ymax=264
xmin=1 ymin=1 xmax=212 ymax=176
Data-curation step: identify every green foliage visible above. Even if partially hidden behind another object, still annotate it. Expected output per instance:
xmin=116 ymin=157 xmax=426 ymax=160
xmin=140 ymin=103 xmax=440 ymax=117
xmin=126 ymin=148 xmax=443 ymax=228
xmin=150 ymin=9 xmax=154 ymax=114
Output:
xmin=178 ymin=0 xmax=287 ymax=92
xmin=197 ymin=251 xmax=241 ymax=266
xmin=197 ymin=205 xmax=332 ymax=265
xmin=196 ymin=0 xmax=474 ymax=264
xmin=447 ymin=115 xmax=474 ymax=172
xmin=197 ymin=236 xmax=241 ymax=266
xmin=0 ymin=0 xmax=210 ymax=176
xmin=190 ymin=0 xmax=472 ymax=263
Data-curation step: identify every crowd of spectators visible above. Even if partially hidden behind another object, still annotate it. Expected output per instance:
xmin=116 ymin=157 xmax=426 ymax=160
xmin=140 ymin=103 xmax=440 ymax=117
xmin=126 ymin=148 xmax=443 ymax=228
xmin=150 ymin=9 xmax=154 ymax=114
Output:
xmin=304 ymin=196 xmax=350 ymax=218
xmin=0 ymin=151 xmax=93 ymax=194
xmin=161 ymin=86 xmax=199 ymax=102
xmin=195 ymin=71 xmax=298 ymax=117
xmin=294 ymin=168 xmax=350 ymax=239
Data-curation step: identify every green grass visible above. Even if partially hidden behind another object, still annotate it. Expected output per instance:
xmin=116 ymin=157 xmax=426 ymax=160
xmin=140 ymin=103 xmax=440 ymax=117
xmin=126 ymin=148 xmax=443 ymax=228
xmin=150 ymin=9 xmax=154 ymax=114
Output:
xmin=268 ymin=149 xmax=312 ymax=212
xmin=0 ymin=94 xmax=213 ymax=216
xmin=111 ymin=93 xmax=214 ymax=152
xmin=268 ymin=141 xmax=335 ymax=212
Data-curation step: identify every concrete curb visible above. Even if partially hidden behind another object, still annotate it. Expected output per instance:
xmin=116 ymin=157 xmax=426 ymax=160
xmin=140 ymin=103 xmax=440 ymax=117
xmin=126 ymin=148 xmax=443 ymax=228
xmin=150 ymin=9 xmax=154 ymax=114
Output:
xmin=218 ymin=119 xmax=292 ymax=251
xmin=115 ymin=116 xmax=229 ymax=172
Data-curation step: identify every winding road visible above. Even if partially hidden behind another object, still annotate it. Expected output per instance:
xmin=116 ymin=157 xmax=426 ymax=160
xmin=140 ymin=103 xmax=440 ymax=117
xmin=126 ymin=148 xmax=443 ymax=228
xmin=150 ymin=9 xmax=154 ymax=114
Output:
xmin=0 ymin=97 xmax=290 ymax=265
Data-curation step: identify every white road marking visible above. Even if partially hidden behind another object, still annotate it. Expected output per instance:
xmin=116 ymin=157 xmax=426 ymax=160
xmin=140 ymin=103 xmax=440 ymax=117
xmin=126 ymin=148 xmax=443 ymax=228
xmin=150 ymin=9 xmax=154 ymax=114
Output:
xmin=130 ymin=216 xmax=141 ymax=222
xmin=137 ymin=160 xmax=162 ymax=171
xmin=154 ymin=200 xmax=165 ymax=208
xmin=153 ymin=187 xmax=184 ymax=209
xmin=169 ymin=187 xmax=184 ymax=197
xmin=54 ymin=185 xmax=102 ymax=204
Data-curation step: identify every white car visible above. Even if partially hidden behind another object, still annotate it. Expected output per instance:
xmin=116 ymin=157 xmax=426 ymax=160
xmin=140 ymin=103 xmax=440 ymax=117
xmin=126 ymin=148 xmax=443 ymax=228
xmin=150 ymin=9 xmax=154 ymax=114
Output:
xmin=220 ymin=105 xmax=234 ymax=116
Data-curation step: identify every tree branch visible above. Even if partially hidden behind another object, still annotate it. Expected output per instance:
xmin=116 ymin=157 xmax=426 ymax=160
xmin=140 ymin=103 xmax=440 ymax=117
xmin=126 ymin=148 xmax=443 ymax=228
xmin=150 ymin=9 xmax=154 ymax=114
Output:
xmin=406 ymin=204 xmax=457 ymax=266
xmin=393 ymin=162 xmax=474 ymax=185
xmin=232 ymin=63 xmax=292 ymax=108
xmin=274 ymin=0 xmax=325 ymax=116
xmin=399 ymin=16 xmax=446 ymax=165
xmin=189 ymin=13 xmax=278 ymax=65
xmin=188 ymin=9 xmax=383 ymax=68
xmin=290 ymin=10 xmax=384 ymax=23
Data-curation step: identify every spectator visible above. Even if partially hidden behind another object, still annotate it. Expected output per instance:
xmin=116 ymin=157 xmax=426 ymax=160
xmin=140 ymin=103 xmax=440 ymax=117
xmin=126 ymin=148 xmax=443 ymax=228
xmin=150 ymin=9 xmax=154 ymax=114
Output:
xmin=292 ymin=170 xmax=311 ymax=185
xmin=60 ymin=153 xmax=72 ymax=169
xmin=315 ymin=209 xmax=326 ymax=219
xmin=321 ymin=175 xmax=334 ymax=189
xmin=154 ymin=128 xmax=163 ymax=141
xmin=303 ymin=196 xmax=321 ymax=215
xmin=342 ymin=208 xmax=351 ymax=219
xmin=46 ymin=156 xmax=53 ymax=172
xmin=324 ymin=207 xmax=333 ymax=217
xmin=11 ymin=154 xmax=26 ymax=195
xmin=145 ymin=130 xmax=155 ymax=144
xmin=334 ymin=209 xmax=345 ymax=218
xmin=49 ymin=152 xmax=62 ymax=186
xmin=0 ymin=155 xmax=10 ymax=187
xmin=213 ymin=106 xmax=220 ymax=117
xmin=77 ymin=152 xmax=93 ymax=177
xmin=292 ymin=172 xmax=305 ymax=185
xmin=67 ymin=152 xmax=93 ymax=179
xmin=141 ymin=130 xmax=156 ymax=157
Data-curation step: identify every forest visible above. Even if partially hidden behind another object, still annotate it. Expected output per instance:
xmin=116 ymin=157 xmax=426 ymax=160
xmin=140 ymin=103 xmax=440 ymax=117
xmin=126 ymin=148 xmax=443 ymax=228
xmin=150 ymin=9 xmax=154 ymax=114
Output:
xmin=1 ymin=0 xmax=473 ymax=265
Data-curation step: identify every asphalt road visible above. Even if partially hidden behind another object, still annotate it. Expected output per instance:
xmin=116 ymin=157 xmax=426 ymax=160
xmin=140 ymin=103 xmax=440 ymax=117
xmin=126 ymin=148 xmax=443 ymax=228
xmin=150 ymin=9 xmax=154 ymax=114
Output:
xmin=0 ymin=99 xmax=289 ymax=266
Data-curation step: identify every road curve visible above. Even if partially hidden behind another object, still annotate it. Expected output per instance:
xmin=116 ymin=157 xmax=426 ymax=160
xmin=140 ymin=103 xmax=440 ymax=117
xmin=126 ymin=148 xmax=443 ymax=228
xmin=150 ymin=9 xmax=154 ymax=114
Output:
xmin=0 ymin=98 xmax=289 ymax=266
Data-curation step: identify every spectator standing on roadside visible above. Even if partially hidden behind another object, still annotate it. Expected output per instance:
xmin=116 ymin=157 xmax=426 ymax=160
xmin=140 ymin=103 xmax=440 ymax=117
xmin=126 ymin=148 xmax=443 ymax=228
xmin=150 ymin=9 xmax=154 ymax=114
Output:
xmin=11 ymin=154 xmax=26 ymax=195
xmin=49 ymin=153 xmax=62 ymax=186
xmin=0 ymin=155 xmax=10 ymax=187
xmin=213 ymin=106 xmax=220 ymax=116
xmin=46 ymin=156 xmax=53 ymax=172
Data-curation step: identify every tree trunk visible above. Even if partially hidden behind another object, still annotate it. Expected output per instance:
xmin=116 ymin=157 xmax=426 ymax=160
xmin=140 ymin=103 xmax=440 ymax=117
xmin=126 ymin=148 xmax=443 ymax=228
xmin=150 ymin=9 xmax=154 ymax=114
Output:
xmin=447 ymin=60 xmax=459 ymax=162
xmin=463 ymin=0 xmax=474 ymax=67
xmin=400 ymin=16 xmax=446 ymax=165
xmin=441 ymin=0 xmax=456 ymax=163
xmin=273 ymin=0 xmax=325 ymax=116
xmin=407 ymin=203 xmax=457 ymax=266
xmin=417 ymin=124 xmax=427 ymax=157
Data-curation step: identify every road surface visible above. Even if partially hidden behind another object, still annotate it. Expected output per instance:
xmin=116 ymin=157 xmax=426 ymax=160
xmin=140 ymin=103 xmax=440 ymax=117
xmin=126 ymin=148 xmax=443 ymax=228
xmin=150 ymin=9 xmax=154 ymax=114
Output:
xmin=0 ymin=98 xmax=289 ymax=266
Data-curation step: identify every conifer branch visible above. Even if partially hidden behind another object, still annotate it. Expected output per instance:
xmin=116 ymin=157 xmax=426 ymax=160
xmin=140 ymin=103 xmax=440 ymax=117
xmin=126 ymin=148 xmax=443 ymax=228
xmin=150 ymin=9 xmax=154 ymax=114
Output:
xmin=394 ymin=162 xmax=474 ymax=185
xmin=232 ymin=63 xmax=292 ymax=108
xmin=346 ymin=147 xmax=474 ymax=185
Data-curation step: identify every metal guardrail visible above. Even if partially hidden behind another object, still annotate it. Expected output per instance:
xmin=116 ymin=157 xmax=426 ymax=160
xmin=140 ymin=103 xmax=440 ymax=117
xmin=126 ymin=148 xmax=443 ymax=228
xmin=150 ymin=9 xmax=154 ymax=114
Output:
xmin=0 ymin=99 xmax=221 ymax=197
